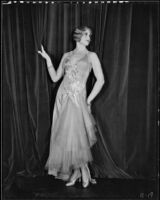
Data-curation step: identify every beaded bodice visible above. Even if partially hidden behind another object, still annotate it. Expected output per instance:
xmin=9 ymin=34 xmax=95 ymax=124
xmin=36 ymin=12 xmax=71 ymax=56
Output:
xmin=61 ymin=51 xmax=92 ymax=106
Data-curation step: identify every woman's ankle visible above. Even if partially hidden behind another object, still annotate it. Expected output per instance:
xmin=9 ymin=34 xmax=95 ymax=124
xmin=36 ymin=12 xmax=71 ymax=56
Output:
xmin=70 ymin=169 xmax=80 ymax=179
xmin=81 ymin=165 xmax=89 ymax=180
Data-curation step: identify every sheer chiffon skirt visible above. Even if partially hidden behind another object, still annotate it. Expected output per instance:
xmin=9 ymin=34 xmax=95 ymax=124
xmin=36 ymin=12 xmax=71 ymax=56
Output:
xmin=45 ymin=86 xmax=97 ymax=180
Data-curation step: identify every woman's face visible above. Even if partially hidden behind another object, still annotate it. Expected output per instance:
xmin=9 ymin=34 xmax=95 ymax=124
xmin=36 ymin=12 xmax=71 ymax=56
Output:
xmin=79 ymin=29 xmax=91 ymax=46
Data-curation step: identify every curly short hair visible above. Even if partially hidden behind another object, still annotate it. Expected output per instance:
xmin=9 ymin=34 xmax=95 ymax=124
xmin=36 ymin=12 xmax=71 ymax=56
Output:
xmin=73 ymin=26 xmax=92 ymax=42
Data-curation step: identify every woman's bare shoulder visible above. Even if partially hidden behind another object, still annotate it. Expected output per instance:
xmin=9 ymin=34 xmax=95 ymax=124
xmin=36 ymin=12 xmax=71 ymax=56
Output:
xmin=88 ymin=51 xmax=98 ymax=60
xmin=63 ymin=51 xmax=73 ymax=57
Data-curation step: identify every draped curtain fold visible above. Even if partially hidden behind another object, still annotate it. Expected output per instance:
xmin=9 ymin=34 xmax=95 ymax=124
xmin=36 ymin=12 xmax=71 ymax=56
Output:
xmin=2 ymin=2 xmax=158 ymax=191
xmin=94 ymin=3 xmax=133 ymax=169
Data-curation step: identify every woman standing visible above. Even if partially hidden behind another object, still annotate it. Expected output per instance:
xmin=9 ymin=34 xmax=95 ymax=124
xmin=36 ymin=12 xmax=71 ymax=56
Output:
xmin=38 ymin=26 xmax=105 ymax=188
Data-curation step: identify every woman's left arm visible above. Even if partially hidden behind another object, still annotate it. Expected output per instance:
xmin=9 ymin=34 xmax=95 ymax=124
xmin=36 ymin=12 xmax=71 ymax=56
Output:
xmin=87 ymin=52 xmax=105 ymax=104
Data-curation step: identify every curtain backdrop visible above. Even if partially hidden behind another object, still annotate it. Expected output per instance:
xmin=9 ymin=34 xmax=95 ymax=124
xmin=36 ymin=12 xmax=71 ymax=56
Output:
xmin=2 ymin=2 xmax=158 ymax=191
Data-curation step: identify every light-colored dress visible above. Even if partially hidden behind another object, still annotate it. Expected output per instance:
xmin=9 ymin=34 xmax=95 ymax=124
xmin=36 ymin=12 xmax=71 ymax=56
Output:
xmin=45 ymin=51 xmax=97 ymax=180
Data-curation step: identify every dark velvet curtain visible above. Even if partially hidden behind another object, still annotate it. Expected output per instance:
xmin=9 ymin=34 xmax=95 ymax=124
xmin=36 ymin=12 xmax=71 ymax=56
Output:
xmin=2 ymin=2 xmax=158 ymax=191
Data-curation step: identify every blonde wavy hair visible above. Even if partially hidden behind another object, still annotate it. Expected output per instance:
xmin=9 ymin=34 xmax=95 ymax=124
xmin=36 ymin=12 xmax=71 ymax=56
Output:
xmin=73 ymin=26 xmax=92 ymax=42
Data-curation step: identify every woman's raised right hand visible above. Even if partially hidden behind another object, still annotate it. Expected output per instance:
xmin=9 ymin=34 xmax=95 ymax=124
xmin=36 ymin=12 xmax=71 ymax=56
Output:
xmin=37 ymin=45 xmax=49 ymax=60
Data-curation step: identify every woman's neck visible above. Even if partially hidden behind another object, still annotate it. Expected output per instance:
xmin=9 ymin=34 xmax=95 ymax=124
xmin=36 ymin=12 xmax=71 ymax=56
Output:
xmin=74 ymin=42 xmax=87 ymax=53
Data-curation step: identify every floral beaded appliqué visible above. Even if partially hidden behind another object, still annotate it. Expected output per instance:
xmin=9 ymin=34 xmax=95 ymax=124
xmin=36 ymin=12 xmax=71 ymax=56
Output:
xmin=63 ymin=58 xmax=85 ymax=106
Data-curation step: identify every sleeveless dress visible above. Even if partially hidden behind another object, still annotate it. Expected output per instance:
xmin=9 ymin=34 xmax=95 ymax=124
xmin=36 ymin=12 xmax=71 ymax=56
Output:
xmin=45 ymin=51 xmax=97 ymax=180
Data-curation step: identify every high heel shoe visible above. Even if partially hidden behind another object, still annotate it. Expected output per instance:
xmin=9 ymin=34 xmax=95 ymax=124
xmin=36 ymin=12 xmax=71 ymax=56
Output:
xmin=85 ymin=164 xmax=97 ymax=184
xmin=82 ymin=179 xmax=89 ymax=188
xmin=81 ymin=164 xmax=97 ymax=188
xmin=66 ymin=170 xmax=81 ymax=186
xmin=81 ymin=165 xmax=90 ymax=188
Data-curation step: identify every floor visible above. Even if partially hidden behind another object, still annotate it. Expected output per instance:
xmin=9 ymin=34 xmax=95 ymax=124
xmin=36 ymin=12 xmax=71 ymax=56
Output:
xmin=3 ymin=175 xmax=158 ymax=200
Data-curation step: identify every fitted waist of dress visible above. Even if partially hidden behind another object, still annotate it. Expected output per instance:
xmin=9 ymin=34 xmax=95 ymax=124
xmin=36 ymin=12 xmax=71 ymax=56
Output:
xmin=63 ymin=77 xmax=85 ymax=94
xmin=60 ymin=76 xmax=86 ymax=107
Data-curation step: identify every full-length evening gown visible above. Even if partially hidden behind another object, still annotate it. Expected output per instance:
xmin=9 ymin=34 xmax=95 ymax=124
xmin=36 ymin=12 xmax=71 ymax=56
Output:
xmin=45 ymin=51 xmax=97 ymax=180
